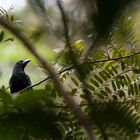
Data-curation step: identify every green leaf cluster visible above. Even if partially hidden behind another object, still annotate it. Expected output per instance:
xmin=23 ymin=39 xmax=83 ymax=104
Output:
xmin=1 ymin=2 xmax=140 ymax=140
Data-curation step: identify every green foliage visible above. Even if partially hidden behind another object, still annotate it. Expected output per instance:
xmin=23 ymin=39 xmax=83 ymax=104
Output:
xmin=1 ymin=18 xmax=140 ymax=139
xmin=0 ymin=1 xmax=140 ymax=140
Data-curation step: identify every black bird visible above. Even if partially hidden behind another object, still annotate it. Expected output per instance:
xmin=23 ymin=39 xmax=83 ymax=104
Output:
xmin=9 ymin=59 xmax=32 ymax=94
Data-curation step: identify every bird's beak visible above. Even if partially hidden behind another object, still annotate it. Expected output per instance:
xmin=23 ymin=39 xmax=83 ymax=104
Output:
xmin=23 ymin=59 xmax=31 ymax=67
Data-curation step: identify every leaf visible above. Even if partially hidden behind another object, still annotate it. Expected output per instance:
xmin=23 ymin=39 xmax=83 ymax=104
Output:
xmin=112 ymin=81 xmax=117 ymax=91
xmin=121 ymin=61 xmax=125 ymax=71
xmin=105 ymin=87 xmax=112 ymax=94
xmin=94 ymin=74 xmax=103 ymax=84
xmin=132 ymin=68 xmax=140 ymax=74
xmin=116 ymin=79 xmax=121 ymax=89
xmin=0 ymin=31 xmax=4 ymax=42
xmin=103 ymin=70 xmax=111 ymax=78
xmin=71 ymin=77 xmax=78 ymax=86
xmin=99 ymin=71 xmax=108 ymax=81
xmin=14 ymin=89 xmax=44 ymax=109
xmin=100 ymin=90 xmax=108 ymax=96
xmin=124 ymin=74 xmax=129 ymax=85
xmin=72 ymin=40 xmax=85 ymax=51
xmin=45 ymin=98 xmax=55 ymax=108
xmin=112 ymin=95 xmax=118 ymax=101
xmin=90 ymin=79 xmax=99 ymax=87
xmin=125 ymin=74 xmax=131 ymax=84
xmin=118 ymin=75 xmax=125 ymax=87
xmin=118 ymin=90 xmax=125 ymax=98
xmin=97 ymin=93 xmax=104 ymax=99
xmin=0 ymin=8 xmax=6 ymax=14
xmin=0 ymin=89 xmax=12 ymax=112
xmin=106 ymin=68 xmax=115 ymax=76
xmin=134 ymin=82 xmax=138 ymax=95
xmin=70 ymin=88 xmax=77 ymax=96
xmin=111 ymin=66 xmax=118 ymax=74
xmin=128 ymin=84 xmax=134 ymax=95
xmin=86 ymin=84 xmax=95 ymax=91
xmin=126 ymin=108 xmax=134 ymax=117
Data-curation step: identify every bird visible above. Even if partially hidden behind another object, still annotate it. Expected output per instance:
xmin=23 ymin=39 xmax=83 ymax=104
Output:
xmin=9 ymin=59 xmax=32 ymax=94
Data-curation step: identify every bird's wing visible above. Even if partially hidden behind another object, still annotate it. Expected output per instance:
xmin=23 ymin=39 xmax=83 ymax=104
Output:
xmin=9 ymin=72 xmax=32 ymax=93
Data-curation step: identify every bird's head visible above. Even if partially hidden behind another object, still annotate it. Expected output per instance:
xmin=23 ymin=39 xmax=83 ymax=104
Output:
xmin=13 ymin=59 xmax=31 ymax=74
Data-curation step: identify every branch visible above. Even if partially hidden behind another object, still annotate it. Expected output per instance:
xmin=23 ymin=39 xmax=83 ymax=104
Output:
xmin=0 ymin=18 xmax=96 ymax=140
xmin=86 ymin=51 xmax=140 ymax=64
xmin=56 ymin=3 xmax=96 ymax=139
xmin=28 ymin=0 xmax=64 ymax=40
xmin=57 ymin=0 xmax=96 ymax=106
xmin=56 ymin=0 xmax=79 ymax=68
xmin=56 ymin=0 xmax=71 ymax=49
xmin=18 ymin=50 xmax=140 ymax=93
xmin=16 ymin=65 xmax=74 ymax=94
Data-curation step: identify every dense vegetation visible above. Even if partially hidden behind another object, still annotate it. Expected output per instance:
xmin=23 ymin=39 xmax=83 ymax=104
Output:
xmin=0 ymin=0 xmax=140 ymax=140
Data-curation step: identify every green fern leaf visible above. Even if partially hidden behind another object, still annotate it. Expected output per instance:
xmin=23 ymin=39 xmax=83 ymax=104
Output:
xmin=94 ymin=74 xmax=103 ymax=84
xmin=112 ymin=81 xmax=117 ymax=91
xmin=99 ymin=71 xmax=108 ymax=81
xmin=100 ymin=90 xmax=108 ymax=96
xmin=90 ymin=79 xmax=99 ymax=87
xmin=105 ymin=87 xmax=112 ymax=94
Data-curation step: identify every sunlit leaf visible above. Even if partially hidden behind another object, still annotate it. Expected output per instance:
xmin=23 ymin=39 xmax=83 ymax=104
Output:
xmin=94 ymin=74 xmax=103 ymax=84
xmin=90 ymin=79 xmax=99 ymax=87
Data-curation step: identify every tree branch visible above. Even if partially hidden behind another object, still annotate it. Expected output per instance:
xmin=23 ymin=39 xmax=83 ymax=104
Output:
xmin=18 ymin=50 xmax=140 ymax=93
xmin=16 ymin=65 xmax=74 ymax=94
xmin=56 ymin=0 xmax=71 ymax=49
xmin=0 ymin=18 xmax=96 ymax=140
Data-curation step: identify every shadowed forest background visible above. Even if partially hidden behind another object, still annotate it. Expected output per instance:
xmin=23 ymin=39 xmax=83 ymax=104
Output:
xmin=0 ymin=0 xmax=140 ymax=140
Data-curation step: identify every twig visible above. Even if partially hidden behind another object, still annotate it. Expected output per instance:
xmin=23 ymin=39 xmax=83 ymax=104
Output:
xmin=56 ymin=0 xmax=79 ymax=68
xmin=85 ymin=51 xmax=140 ymax=64
xmin=19 ymin=50 xmax=140 ymax=93
xmin=57 ymin=0 xmax=96 ymax=108
xmin=0 ymin=18 xmax=96 ymax=140
xmin=28 ymin=0 xmax=64 ymax=41
xmin=56 ymin=0 xmax=71 ymax=49
xmin=56 ymin=2 xmax=96 ymax=139
xmin=17 ymin=65 xmax=74 ymax=94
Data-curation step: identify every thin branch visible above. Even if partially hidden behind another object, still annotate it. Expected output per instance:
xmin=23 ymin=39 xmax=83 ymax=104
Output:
xmin=0 ymin=18 xmax=96 ymax=140
xmin=57 ymin=0 xmax=97 ymax=107
xmin=17 ymin=65 xmax=74 ymax=94
xmin=28 ymin=0 xmax=64 ymax=41
xmin=56 ymin=2 xmax=96 ymax=139
xmin=56 ymin=0 xmax=79 ymax=68
xmin=56 ymin=0 xmax=71 ymax=49
xmin=17 ymin=76 xmax=50 ymax=94
xmin=86 ymin=51 xmax=140 ymax=64
xmin=18 ymin=50 xmax=140 ymax=93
